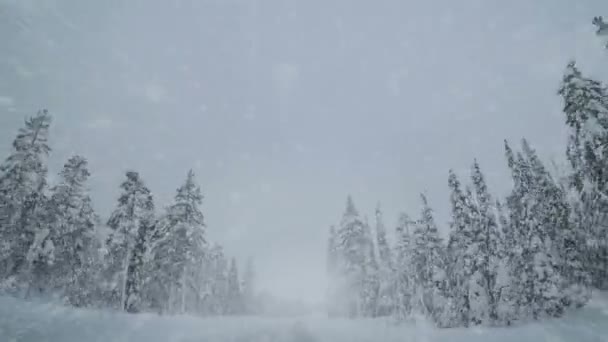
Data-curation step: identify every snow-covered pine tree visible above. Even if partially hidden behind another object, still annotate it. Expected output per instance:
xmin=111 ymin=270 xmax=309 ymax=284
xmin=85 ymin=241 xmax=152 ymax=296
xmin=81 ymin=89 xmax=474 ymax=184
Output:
xmin=150 ymin=170 xmax=206 ymax=314
xmin=410 ymin=194 xmax=447 ymax=325
xmin=123 ymin=219 xmax=152 ymax=313
xmin=394 ymin=212 xmax=415 ymax=319
xmin=558 ymin=62 xmax=608 ymax=290
xmin=104 ymin=171 xmax=155 ymax=311
xmin=503 ymin=140 xmax=576 ymax=320
xmin=446 ymin=170 xmax=475 ymax=327
xmin=0 ymin=110 xmax=52 ymax=295
xmin=46 ymin=155 xmax=100 ymax=307
xmin=209 ymin=244 xmax=229 ymax=315
xmin=521 ymin=139 xmax=590 ymax=312
xmin=374 ymin=205 xmax=395 ymax=317
xmin=226 ymin=257 xmax=243 ymax=315
xmin=470 ymin=160 xmax=501 ymax=324
xmin=335 ymin=196 xmax=368 ymax=317
xmin=360 ymin=217 xmax=380 ymax=317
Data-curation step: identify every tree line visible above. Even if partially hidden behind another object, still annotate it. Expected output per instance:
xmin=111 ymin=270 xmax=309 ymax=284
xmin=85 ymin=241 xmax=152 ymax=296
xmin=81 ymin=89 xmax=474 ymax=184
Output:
xmin=0 ymin=110 xmax=257 ymax=315
xmin=326 ymin=17 xmax=608 ymax=327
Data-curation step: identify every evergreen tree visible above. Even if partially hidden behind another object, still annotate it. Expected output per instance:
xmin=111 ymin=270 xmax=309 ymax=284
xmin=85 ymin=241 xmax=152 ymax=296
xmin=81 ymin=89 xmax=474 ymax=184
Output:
xmin=446 ymin=170 xmax=475 ymax=326
xmin=360 ymin=217 xmax=380 ymax=317
xmin=470 ymin=160 xmax=501 ymax=323
xmin=410 ymin=194 xmax=446 ymax=323
xmin=151 ymin=170 xmax=206 ymax=314
xmin=105 ymin=171 xmax=155 ymax=311
xmin=374 ymin=205 xmax=395 ymax=316
xmin=208 ymin=244 xmax=229 ymax=315
xmin=558 ymin=62 xmax=608 ymax=289
xmin=0 ymin=109 xmax=52 ymax=294
xmin=394 ymin=212 xmax=415 ymax=319
xmin=46 ymin=155 xmax=100 ymax=306
xmin=335 ymin=196 xmax=368 ymax=317
xmin=226 ymin=257 xmax=242 ymax=314
xmin=503 ymin=140 xmax=578 ymax=320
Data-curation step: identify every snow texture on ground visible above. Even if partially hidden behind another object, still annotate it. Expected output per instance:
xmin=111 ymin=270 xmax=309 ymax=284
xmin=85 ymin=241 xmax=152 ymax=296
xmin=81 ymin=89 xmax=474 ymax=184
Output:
xmin=1 ymin=293 xmax=608 ymax=342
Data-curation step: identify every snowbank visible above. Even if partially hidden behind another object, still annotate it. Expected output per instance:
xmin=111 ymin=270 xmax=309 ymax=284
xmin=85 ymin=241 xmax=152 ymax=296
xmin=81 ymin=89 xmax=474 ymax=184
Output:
xmin=1 ymin=293 xmax=607 ymax=342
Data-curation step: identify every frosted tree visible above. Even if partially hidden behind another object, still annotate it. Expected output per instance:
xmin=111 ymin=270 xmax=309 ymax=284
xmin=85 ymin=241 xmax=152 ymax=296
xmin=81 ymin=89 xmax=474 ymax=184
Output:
xmin=410 ymin=194 xmax=446 ymax=324
xmin=105 ymin=171 xmax=155 ymax=311
xmin=558 ymin=62 xmax=608 ymax=289
xmin=46 ymin=155 xmax=100 ymax=306
xmin=208 ymin=244 xmax=229 ymax=315
xmin=151 ymin=170 xmax=206 ymax=314
xmin=335 ymin=196 xmax=368 ymax=317
xmin=469 ymin=160 xmax=502 ymax=324
xmin=446 ymin=170 xmax=475 ymax=326
xmin=393 ymin=212 xmax=415 ymax=319
xmin=226 ymin=257 xmax=243 ymax=314
xmin=0 ymin=110 xmax=52 ymax=294
xmin=360 ymin=217 xmax=380 ymax=317
xmin=503 ymin=140 xmax=576 ymax=320
xmin=374 ymin=205 xmax=395 ymax=316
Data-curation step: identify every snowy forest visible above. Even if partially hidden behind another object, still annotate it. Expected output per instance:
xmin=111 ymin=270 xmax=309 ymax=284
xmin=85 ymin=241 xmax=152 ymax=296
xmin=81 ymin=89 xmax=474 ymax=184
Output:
xmin=0 ymin=109 xmax=257 ymax=315
xmin=325 ymin=17 xmax=608 ymax=327
xmin=2 ymin=9 xmax=608 ymax=337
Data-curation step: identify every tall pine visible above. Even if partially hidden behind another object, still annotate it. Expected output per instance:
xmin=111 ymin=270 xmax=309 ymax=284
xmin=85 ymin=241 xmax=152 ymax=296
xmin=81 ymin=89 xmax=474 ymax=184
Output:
xmin=105 ymin=171 xmax=155 ymax=312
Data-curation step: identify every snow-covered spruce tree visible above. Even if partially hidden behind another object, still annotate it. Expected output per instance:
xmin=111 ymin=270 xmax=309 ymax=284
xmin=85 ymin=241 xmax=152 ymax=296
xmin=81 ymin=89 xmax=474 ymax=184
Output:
xmin=335 ymin=196 xmax=368 ymax=317
xmin=503 ymin=140 xmax=579 ymax=321
xmin=150 ymin=170 xmax=206 ymax=314
xmin=410 ymin=194 xmax=448 ymax=325
xmin=393 ymin=212 xmax=415 ymax=319
xmin=104 ymin=171 xmax=155 ymax=312
xmin=558 ymin=62 xmax=608 ymax=290
xmin=0 ymin=110 xmax=52 ymax=295
xmin=521 ymin=139 xmax=590 ymax=310
xmin=469 ymin=160 xmax=502 ymax=324
xmin=46 ymin=155 xmax=101 ymax=307
xmin=208 ymin=244 xmax=229 ymax=315
xmin=360 ymin=217 xmax=380 ymax=317
xmin=446 ymin=170 xmax=475 ymax=327
xmin=374 ymin=204 xmax=395 ymax=317
xmin=226 ymin=257 xmax=243 ymax=314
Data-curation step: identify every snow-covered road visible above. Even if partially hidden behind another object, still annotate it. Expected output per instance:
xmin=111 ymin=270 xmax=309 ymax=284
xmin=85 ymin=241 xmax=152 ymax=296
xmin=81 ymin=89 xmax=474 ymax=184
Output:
xmin=1 ymin=294 xmax=608 ymax=342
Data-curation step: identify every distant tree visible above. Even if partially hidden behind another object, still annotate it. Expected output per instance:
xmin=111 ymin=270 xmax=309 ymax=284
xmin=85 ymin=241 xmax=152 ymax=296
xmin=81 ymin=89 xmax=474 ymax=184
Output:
xmin=46 ymin=155 xmax=100 ymax=306
xmin=226 ymin=257 xmax=243 ymax=314
xmin=335 ymin=196 xmax=368 ymax=317
xmin=105 ymin=171 xmax=155 ymax=311
xmin=0 ymin=110 xmax=52 ymax=294
xmin=410 ymin=194 xmax=446 ymax=323
xmin=151 ymin=170 xmax=206 ymax=314
xmin=446 ymin=170 xmax=475 ymax=326
xmin=394 ymin=212 xmax=415 ymax=319
xmin=374 ymin=205 xmax=395 ymax=316
xmin=469 ymin=160 xmax=501 ymax=324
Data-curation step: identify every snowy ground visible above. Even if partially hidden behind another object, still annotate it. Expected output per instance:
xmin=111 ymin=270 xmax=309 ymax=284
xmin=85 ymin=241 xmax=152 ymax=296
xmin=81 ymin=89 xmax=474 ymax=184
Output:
xmin=1 ymin=294 xmax=608 ymax=342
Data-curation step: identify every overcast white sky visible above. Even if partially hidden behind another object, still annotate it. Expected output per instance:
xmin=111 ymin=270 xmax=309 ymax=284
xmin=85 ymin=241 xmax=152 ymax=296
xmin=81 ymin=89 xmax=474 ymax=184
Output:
xmin=1 ymin=0 xmax=608 ymax=303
